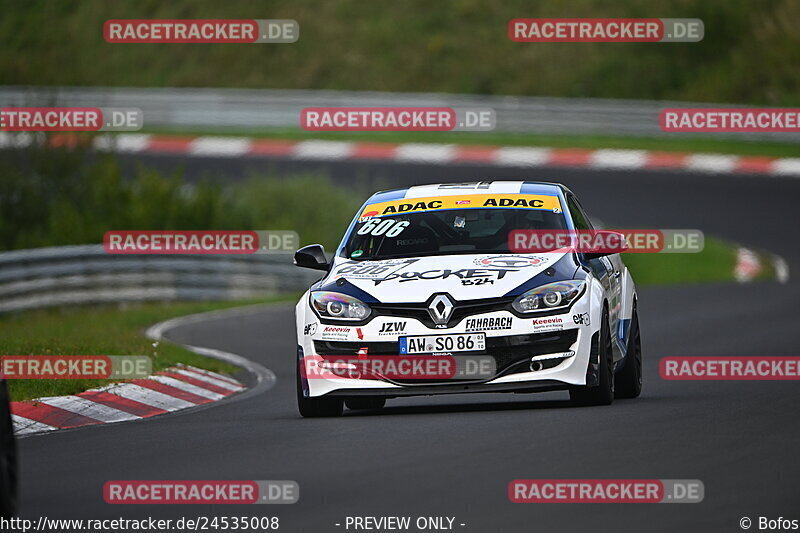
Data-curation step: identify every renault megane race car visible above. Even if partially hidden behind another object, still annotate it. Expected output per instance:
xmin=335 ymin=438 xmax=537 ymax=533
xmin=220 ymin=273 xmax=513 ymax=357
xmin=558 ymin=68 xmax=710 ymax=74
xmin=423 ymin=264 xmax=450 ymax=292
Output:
xmin=294 ymin=181 xmax=642 ymax=417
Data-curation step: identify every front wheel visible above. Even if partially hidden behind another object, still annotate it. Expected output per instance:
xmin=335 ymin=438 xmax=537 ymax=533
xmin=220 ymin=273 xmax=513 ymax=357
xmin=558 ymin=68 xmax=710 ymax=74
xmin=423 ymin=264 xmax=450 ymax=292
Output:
xmin=296 ymin=360 xmax=343 ymax=418
xmin=570 ymin=307 xmax=614 ymax=406
xmin=615 ymin=303 xmax=642 ymax=399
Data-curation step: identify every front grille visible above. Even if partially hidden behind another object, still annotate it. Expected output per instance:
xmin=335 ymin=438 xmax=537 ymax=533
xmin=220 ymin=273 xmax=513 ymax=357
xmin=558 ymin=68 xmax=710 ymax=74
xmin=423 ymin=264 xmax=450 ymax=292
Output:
xmin=313 ymin=329 xmax=579 ymax=383
xmin=371 ymin=297 xmax=512 ymax=329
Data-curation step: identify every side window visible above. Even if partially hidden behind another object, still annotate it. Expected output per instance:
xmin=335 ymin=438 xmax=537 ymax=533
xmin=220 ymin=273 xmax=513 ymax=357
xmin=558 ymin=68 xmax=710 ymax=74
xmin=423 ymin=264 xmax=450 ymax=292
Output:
xmin=566 ymin=195 xmax=593 ymax=231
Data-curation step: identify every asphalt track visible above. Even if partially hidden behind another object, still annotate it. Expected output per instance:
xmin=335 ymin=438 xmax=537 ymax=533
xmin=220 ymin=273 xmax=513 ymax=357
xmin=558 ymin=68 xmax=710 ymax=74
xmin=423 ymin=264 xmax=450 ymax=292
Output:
xmin=16 ymin=155 xmax=800 ymax=532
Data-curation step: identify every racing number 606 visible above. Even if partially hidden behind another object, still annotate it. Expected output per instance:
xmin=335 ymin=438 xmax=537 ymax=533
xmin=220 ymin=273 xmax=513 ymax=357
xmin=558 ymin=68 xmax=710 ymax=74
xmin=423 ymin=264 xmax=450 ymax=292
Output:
xmin=357 ymin=219 xmax=409 ymax=237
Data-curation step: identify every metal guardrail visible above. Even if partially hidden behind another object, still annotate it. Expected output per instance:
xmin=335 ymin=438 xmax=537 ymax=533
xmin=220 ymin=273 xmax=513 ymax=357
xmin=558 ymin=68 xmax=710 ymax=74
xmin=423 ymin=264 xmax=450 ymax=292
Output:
xmin=0 ymin=245 xmax=319 ymax=313
xmin=2 ymin=86 xmax=797 ymax=142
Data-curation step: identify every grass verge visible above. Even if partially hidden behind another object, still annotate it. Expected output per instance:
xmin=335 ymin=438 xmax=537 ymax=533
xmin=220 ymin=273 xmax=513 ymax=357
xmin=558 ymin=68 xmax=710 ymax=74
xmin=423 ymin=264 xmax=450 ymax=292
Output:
xmin=1 ymin=295 xmax=298 ymax=402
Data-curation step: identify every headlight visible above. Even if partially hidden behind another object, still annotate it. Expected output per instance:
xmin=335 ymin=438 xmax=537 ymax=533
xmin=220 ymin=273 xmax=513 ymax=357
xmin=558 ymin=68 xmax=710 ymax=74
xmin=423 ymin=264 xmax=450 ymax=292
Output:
xmin=310 ymin=291 xmax=371 ymax=321
xmin=512 ymin=280 xmax=586 ymax=313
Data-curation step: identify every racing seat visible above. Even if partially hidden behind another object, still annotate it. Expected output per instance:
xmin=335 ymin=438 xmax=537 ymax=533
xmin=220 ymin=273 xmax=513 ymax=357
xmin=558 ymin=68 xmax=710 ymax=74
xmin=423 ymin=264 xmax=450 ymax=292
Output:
xmin=376 ymin=225 xmax=439 ymax=256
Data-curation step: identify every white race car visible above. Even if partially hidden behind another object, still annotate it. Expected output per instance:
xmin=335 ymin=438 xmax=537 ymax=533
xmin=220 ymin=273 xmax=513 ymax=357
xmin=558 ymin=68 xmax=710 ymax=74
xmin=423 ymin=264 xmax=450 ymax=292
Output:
xmin=294 ymin=181 xmax=642 ymax=417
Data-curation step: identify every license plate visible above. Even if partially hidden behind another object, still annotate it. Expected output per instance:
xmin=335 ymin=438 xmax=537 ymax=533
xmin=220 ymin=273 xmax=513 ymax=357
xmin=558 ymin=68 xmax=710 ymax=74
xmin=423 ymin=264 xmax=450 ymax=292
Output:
xmin=399 ymin=333 xmax=485 ymax=354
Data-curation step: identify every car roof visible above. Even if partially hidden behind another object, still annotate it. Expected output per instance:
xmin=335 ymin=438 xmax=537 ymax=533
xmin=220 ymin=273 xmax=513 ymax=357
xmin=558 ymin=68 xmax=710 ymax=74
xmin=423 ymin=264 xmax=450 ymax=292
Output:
xmin=368 ymin=181 xmax=571 ymax=203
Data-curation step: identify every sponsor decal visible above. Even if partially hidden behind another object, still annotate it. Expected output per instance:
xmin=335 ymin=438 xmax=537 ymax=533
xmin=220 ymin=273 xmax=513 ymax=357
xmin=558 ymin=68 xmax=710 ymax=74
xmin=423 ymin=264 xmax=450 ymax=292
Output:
xmin=395 ymin=238 xmax=428 ymax=246
xmin=465 ymin=317 xmax=513 ymax=332
xmin=473 ymin=255 xmax=546 ymax=268
xmin=360 ymin=194 xmax=561 ymax=218
xmin=320 ymin=326 xmax=351 ymax=340
xmin=378 ymin=321 xmax=407 ymax=336
xmin=350 ymin=250 xmax=364 ymax=258
xmin=572 ymin=313 xmax=590 ymax=326
xmin=532 ymin=316 xmax=564 ymax=332
xmin=355 ymin=328 xmax=364 ymax=340
xmin=303 ymin=323 xmax=317 ymax=336
xmin=373 ymin=268 xmax=517 ymax=286
xmin=334 ymin=258 xmax=417 ymax=280
xmin=358 ymin=211 xmax=379 ymax=223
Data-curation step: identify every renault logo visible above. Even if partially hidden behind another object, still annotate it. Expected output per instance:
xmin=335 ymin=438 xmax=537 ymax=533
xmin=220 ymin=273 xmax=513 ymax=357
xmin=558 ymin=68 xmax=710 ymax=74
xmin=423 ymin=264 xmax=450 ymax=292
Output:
xmin=428 ymin=294 xmax=454 ymax=326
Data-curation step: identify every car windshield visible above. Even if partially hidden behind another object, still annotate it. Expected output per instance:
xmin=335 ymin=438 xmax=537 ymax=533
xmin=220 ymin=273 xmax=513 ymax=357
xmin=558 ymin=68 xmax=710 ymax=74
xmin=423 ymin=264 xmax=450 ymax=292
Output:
xmin=341 ymin=205 xmax=568 ymax=260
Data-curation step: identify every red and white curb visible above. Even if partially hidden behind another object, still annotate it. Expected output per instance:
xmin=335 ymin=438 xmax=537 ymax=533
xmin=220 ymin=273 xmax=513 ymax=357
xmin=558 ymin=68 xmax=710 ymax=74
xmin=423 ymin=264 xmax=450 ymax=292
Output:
xmin=10 ymin=303 xmax=279 ymax=437
xmin=2 ymin=132 xmax=799 ymax=176
xmin=10 ymin=364 xmax=244 ymax=436
xmin=734 ymin=247 xmax=790 ymax=284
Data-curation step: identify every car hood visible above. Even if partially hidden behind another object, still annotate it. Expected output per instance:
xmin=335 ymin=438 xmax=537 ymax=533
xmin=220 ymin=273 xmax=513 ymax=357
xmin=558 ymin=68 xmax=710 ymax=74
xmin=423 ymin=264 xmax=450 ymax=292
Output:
xmin=325 ymin=253 xmax=568 ymax=304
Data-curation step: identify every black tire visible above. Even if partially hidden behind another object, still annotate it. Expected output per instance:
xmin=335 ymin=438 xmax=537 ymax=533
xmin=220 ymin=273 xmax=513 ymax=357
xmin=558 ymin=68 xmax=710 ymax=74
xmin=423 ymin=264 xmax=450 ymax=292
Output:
xmin=0 ymin=380 xmax=17 ymax=518
xmin=345 ymin=397 xmax=386 ymax=410
xmin=615 ymin=303 xmax=642 ymax=399
xmin=570 ymin=307 xmax=614 ymax=406
xmin=296 ymin=359 xmax=343 ymax=418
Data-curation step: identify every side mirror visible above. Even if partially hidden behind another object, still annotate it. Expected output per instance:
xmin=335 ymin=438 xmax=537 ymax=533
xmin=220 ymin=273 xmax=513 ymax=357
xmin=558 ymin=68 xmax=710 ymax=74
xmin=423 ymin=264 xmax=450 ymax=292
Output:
xmin=582 ymin=230 xmax=628 ymax=260
xmin=294 ymin=244 xmax=330 ymax=271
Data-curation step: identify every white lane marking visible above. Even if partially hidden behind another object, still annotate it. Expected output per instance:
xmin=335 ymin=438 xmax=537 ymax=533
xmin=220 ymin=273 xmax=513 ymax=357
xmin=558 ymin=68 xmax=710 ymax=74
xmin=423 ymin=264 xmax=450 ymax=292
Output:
xmin=179 ymin=364 xmax=243 ymax=386
xmin=151 ymin=375 xmax=226 ymax=400
xmin=145 ymin=304 xmax=278 ymax=395
xmin=172 ymin=368 xmax=243 ymax=391
xmin=93 ymin=133 xmax=152 ymax=153
xmin=772 ymin=158 xmax=800 ymax=176
xmin=12 ymin=415 xmax=58 ymax=435
xmin=39 ymin=396 xmax=139 ymax=423
xmin=394 ymin=143 xmax=456 ymax=163
xmin=292 ymin=140 xmax=354 ymax=159
xmin=100 ymin=383 xmax=196 ymax=411
xmin=772 ymin=254 xmax=790 ymax=284
xmin=686 ymin=154 xmax=739 ymax=173
xmin=493 ymin=147 xmax=551 ymax=167
xmin=590 ymin=149 xmax=648 ymax=169
xmin=0 ymin=132 xmax=35 ymax=149
xmin=189 ymin=137 xmax=251 ymax=156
